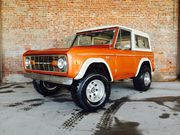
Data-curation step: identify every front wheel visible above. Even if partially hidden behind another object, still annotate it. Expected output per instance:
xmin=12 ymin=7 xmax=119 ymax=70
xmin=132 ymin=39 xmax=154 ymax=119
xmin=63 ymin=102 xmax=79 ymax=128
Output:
xmin=71 ymin=73 xmax=111 ymax=111
xmin=133 ymin=65 xmax=152 ymax=91
xmin=33 ymin=80 xmax=60 ymax=96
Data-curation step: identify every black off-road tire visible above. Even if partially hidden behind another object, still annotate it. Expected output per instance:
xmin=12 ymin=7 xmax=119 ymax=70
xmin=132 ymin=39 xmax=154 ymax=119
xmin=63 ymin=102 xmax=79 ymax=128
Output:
xmin=133 ymin=65 xmax=152 ymax=91
xmin=70 ymin=73 xmax=111 ymax=111
xmin=33 ymin=80 xmax=60 ymax=96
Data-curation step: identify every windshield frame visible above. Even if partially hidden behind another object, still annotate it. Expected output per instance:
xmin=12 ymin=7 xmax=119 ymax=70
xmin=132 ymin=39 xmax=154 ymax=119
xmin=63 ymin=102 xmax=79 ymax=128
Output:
xmin=71 ymin=27 xmax=119 ymax=48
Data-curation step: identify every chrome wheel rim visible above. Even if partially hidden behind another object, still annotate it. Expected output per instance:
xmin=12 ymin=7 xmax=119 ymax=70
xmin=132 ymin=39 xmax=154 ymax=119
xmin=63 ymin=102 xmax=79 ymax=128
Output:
xmin=86 ymin=79 xmax=105 ymax=103
xmin=43 ymin=82 xmax=58 ymax=91
xmin=144 ymin=72 xmax=151 ymax=86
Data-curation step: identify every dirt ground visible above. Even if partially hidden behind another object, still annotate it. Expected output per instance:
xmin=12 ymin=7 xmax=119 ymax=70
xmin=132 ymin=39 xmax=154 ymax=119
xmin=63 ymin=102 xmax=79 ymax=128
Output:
xmin=0 ymin=81 xmax=180 ymax=135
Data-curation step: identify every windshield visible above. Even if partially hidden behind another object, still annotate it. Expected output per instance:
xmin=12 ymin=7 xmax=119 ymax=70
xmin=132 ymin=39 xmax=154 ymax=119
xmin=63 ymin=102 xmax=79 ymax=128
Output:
xmin=72 ymin=29 xmax=115 ymax=47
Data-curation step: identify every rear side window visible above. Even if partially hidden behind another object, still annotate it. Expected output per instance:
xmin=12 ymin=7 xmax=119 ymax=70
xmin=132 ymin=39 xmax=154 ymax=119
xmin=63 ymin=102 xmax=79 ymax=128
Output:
xmin=135 ymin=35 xmax=150 ymax=49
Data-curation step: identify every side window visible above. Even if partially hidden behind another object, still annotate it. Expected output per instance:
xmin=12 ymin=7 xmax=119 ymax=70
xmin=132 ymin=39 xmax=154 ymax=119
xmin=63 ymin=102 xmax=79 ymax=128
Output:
xmin=115 ymin=29 xmax=131 ymax=50
xmin=135 ymin=35 xmax=150 ymax=49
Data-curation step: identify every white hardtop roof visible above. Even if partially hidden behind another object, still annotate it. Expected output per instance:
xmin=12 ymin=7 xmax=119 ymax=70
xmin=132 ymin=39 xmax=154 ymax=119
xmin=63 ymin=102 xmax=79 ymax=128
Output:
xmin=78 ymin=25 xmax=149 ymax=38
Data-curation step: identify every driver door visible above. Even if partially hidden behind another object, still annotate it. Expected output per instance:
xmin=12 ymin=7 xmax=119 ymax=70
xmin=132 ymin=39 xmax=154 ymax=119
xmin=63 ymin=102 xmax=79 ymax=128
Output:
xmin=114 ymin=29 xmax=136 ymax=80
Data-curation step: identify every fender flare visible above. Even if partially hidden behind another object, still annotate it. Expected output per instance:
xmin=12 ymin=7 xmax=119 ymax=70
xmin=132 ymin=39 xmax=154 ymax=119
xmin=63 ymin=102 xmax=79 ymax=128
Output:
xmin=135 ymin=58 xmax=153 ymax=77
xmin=74 ymin=58 xmax=113 ymax=81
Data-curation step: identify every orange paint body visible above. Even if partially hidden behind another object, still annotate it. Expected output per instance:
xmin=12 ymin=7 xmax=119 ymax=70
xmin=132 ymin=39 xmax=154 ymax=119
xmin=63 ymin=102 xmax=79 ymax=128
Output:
xmin=23 ymin=26 xmax=154 ymax=81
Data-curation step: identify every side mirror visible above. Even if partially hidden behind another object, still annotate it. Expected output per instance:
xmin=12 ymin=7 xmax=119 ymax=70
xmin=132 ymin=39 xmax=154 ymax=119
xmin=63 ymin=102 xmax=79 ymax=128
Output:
xmin=123 ymin=44 xmax=131 ymax=50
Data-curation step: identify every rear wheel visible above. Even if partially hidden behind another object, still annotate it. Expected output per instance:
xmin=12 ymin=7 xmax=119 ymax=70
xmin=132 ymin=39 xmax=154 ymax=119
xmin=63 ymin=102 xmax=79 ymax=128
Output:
xmin=133 ymin=65 xmax=152 ymax=91
xmin=71 ymin=73 xmax=111 ymax=111
xmin=33 ymin=80 xmax=60 ymax=96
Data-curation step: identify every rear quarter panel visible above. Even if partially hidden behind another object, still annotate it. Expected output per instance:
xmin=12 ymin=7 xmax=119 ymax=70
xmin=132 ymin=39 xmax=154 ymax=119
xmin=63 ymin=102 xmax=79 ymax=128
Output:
xmin=133 ymin=51 xmax=155 ymax=73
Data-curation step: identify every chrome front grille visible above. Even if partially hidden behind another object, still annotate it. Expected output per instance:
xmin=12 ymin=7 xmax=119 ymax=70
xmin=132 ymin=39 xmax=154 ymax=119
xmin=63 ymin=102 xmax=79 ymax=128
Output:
xmin=27 ymin=55 xmax=61 ymax=72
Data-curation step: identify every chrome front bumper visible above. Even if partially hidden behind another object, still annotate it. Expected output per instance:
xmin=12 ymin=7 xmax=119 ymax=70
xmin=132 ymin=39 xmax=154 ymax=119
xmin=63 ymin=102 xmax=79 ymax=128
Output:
xmin=24 ymin=73 xmax=73 ymax=85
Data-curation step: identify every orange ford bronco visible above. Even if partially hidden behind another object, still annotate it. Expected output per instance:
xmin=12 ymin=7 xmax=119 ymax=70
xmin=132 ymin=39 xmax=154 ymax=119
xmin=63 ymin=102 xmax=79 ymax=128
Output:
xmin=23 ymin=25 xmax=154 ymax=111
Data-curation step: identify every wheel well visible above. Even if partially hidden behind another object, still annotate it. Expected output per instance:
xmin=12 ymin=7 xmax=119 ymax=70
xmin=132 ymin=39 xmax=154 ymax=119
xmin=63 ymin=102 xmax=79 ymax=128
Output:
xmin=141 ymin=61 xmax=151 ymax=71
xmin=85 ymin=63 xmax=111 ymax=81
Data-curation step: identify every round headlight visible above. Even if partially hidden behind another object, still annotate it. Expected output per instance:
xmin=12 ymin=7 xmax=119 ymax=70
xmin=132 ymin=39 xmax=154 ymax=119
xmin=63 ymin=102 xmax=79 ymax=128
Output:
xmin=57 ymin=57 xmax=67 ymax=69
xmin=25 ymin=57 xmax=31 ymax=67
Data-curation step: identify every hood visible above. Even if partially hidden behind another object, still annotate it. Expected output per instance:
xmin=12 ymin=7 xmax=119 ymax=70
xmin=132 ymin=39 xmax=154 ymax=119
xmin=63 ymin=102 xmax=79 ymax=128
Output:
xmin=68 ymin=45 xmax=112 ymax=54
xmin=23 ymin=45 xmax=112 ymax=56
